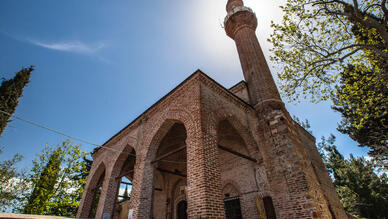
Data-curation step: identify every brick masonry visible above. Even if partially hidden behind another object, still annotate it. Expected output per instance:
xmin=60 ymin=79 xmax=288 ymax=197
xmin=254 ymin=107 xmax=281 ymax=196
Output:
xmin=77 ymin=0 xmax=347 ymax=218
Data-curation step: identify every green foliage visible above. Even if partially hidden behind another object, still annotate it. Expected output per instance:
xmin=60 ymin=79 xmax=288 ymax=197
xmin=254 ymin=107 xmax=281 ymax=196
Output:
xmin=332 ymin=64 xmax=388 ymax=165
xmin=269 ymin=0 xmax=387 ymax=102
xmin=123 ymin=185 xmax=130 ymax=201
xmin=0 ymin=149 xmax=29 ymax=212
xmin=24 ymin=147 xmax=62 ymax=214
xmin=269 ymin=0 xmax=388 ymax=163
xmin=23 ymin=140 xmax=88 ymax=217
xmin=317 ymin=134 xmax=336 ymax=162
xmin=319 ymin=136 xmax=388 ymax=218
xmin=293 ymin=116 xmax=313 ymax=134
xmin=0 ymin=66 xmax=33 ymax=136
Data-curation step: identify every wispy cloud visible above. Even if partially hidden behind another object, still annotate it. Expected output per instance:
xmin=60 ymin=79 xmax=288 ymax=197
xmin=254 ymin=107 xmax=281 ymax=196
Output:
xmin=1 ymin=31 xmax=111 ymax=63
xmin=28 ymin=39 xmax=105 ymax=54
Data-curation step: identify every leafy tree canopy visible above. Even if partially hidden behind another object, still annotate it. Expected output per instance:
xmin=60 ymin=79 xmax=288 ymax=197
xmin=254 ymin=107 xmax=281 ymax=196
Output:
xmin=23 ymin=140 xmax=89 ymax=217
xmin=0 ymin=149 xmax=29 ymax=212
xmin=269 ymin=0 xmax=387 ymax=102
xmin=269 ymin=0 xmax=387 ymax=163
xmin=332 ymin=64 xmax=387 ymax=165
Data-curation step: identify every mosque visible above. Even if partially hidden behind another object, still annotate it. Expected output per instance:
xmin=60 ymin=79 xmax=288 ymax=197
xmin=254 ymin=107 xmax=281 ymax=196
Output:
xmin=77 ymin=0 xmax=347 ymax=218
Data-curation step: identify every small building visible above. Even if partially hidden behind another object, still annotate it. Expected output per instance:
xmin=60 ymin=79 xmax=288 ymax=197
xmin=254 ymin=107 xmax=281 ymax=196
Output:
xmin=77 ymin=0 xmax=347 ymax=218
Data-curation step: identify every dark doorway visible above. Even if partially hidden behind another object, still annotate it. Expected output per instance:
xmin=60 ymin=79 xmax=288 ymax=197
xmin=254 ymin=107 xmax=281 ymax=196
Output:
xmin=177 ymin=200 xmax=187 ymax=219
xmin=224 ymin=198 xmax=243 ymax=219
xmin=263 ymin=196 xmax=277 ymax=219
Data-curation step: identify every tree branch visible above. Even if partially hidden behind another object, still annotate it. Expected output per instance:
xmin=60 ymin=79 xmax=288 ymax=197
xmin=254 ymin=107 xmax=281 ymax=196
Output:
xmin=310 ymin=47 xmax=362 ymax=66
xmin=381 ymin=0 xmax=388 ymax=24
xmin=352 ymin=0 xmax=359 ymax=12
xmin=364 ymin=4 xmax=381 ymax=13
xmin=318 ymin=43 xmax=381 ymax=59
xmin=312 ymin=0 xmax=388 ymax=45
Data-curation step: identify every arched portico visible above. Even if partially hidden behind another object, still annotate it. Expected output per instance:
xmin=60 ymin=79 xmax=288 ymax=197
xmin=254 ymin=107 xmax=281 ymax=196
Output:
xmin=129 ymin=114 xmax=192 ymax=219
xmin=211 ymin=108 xmax=262 ymax=161
xmin=128 ymin=106 xmax=226 ymax=219
xmin=95 ymin=144 xmax=137 ymax=219
xmin=77 ymin=161 xmax=106 ymax=218
xmin=77 ymin=142 xmax=137 ymax=219
xmin=216 ymin=117 xmax=261 ymax=219
xmin=152 ymin=122 xmax=187 ymax=219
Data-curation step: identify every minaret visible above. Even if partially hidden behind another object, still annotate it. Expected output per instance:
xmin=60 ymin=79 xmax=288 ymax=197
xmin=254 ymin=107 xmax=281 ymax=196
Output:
xmin=224 ymin=0 xmax=282 ymax=109
xmin=224 ymin=2 xmax=349 ymax=219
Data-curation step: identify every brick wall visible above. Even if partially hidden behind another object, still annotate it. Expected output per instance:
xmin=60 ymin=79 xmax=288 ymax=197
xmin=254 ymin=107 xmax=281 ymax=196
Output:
xmin=78 ymin=71 xmax=347 ymax=219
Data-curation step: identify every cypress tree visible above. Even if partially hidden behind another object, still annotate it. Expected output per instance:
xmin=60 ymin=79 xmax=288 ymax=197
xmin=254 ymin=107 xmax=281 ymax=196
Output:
xmin=0 ymin=66 xmax=33 ymax=136
xmin=123 ymin=185 xmax=129 ymax=200
xmin=24 ymin=147 xmax=62 ymax=215
xmin=21 ymin=141 xmax=88 ymax=216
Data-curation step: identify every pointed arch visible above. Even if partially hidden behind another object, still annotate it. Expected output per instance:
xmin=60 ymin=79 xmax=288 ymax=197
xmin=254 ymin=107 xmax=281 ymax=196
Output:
xmin=144 ymin=108 xmax=197 ymax=163
xmin=146 ymin=119 xmax=185 ymax=162
xmin=213 ymin=108 xmax=261 ymax=162
xmin=222 ymin=181 xmax=244 ymax=219
xmin=93 ymin=143 xmax=137 ymax=218
xmin=130 ymin=108 xmax=197 ymax=219
xmin=215 ymin=110 xmax=262 ymax=219
xmin=150 ymin=121 xmax=187 ymax=219
xmin=222 ymin=181 xmax=241 ymax=198
xmin=77 ymin=160 xmax=106 ymax=218
xmin=172 ymin=179 xmax=187 ymax=219
xmin=89 ymin=160 xmax=107 ymax=189
xmin=111 ymin=143 xmax=137 ymax=180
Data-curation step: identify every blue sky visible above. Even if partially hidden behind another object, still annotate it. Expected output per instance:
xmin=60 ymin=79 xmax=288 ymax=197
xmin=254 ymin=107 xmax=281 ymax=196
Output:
xmin=0 ymin=0 xmax=368 ymax=169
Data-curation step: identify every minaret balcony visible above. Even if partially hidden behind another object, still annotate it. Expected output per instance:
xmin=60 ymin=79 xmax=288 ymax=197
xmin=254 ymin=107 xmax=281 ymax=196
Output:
xmin=224 ymin=6 xmax=258 ymax=39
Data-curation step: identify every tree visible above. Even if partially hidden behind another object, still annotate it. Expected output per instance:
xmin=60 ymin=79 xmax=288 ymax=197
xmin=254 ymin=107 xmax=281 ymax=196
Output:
xmin=23 ymin=147 xmax=62 ymax=214
xmin=269 ymin=0 xmax=387 ymax=162
xmin=332 ymin=64 xmax=388 ymax=165
xmin=0 ymin=149 xmax=29 ymax=212
xmin=0 ymin=66 xmax=33 ymax=136
xmin=317 ymin=134 xmax=337 ymax=161
xmin=123 ymin=185 xmax=130 ymax=201
xmin=293 ymin=116 xmax=313 ymax=134
xmin=320 ymin=136 xmax=388 ymax=218
xmin=269 ymin=0 xmax=387 ymax=101
xmin=23 ymin=140 xmax=88 ymax=217
xmin=48 ymin=153 xmax=90 ymax=217
xmin=74 ymin=156 xmax=93 ymax=181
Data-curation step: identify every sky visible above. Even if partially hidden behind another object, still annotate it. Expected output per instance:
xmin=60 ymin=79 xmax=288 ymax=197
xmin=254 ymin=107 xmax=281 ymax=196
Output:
xmin=0 ymin=0 xmax=369 ymax=172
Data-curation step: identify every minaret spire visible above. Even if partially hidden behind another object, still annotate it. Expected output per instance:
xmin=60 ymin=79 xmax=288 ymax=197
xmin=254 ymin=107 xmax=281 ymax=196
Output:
xmin=225 ymin=0 xmax=282 ymax=109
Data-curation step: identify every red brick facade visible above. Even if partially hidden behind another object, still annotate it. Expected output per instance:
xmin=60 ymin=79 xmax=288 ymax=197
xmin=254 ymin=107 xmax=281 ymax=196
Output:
xmin=77 ymin=0 xmax=347 ymax=218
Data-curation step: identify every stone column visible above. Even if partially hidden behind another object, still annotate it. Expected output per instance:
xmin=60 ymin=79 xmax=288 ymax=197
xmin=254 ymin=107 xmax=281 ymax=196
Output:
xmin=128 ymin=154 xmax=155 ymax=219
xmin=186 ymin=120 xmax=225 ymax=218
xmin=77 ymin=162 xmax=106 ymax=218
xmin=77 ymin=180 xmax=98 ymax=218
xmin=95 ymin=167 xmax=121 ymax=219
